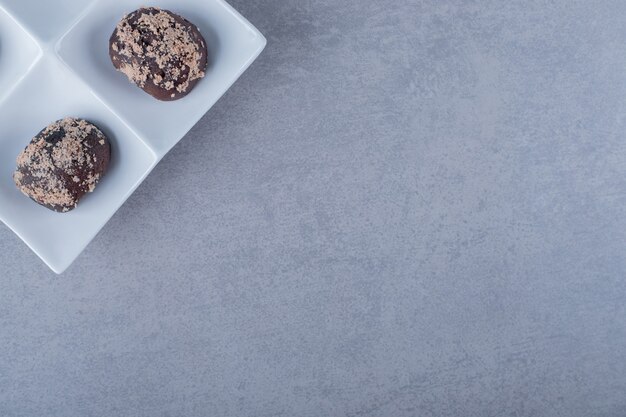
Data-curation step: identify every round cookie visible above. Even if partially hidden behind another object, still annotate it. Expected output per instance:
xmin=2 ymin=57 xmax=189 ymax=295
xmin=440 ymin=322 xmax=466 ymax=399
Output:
xmin=109 ymin=7 xmax=208 ymax=101
xmin=13 ymin=118 xmax=111 ymax=213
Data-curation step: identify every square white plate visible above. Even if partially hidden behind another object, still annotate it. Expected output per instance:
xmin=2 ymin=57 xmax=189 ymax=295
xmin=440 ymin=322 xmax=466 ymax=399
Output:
xmin=0 ymin=0 xmax=266 ymax=273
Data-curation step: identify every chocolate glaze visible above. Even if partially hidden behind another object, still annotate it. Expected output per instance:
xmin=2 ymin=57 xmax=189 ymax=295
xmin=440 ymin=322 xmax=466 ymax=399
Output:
xmin=109 ymin=7 xmax=208 ymax=101
xmin=13 ymin=118 xmax=111 ymax=213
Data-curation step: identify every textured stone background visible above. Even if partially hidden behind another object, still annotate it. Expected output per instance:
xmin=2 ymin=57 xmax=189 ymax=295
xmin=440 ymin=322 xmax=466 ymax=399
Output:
xmin=1 ymin=1 xmax=626 ymax=416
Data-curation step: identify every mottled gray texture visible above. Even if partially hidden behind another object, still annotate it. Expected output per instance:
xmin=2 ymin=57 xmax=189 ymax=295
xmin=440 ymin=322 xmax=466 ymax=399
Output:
xmin=1 ymin=0 xmax=626 ymax=416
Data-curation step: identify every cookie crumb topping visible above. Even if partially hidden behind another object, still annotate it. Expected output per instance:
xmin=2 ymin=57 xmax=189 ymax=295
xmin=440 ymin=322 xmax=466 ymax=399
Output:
xmin=112 ymin=7 xmax=206 ymax=94
xmin=13 ymin=118 xmax=109 ymax=212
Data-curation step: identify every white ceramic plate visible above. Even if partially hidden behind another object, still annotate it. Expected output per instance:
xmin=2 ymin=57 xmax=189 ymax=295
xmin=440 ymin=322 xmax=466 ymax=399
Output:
xmin=0 ymin=0 xmax=266 ymax=273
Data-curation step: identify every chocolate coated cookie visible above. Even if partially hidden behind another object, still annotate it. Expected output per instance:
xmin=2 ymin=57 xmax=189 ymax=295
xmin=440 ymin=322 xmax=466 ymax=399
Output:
xmin=13 ymin=118 xmax=111 ymax=213
xmin=109 ymin=7 xmax=208 ymax=101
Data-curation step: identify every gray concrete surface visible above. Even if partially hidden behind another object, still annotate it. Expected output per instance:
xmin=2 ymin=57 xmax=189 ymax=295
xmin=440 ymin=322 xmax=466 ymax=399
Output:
xmin=2 ymin=0 xmax=626 ymax=416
